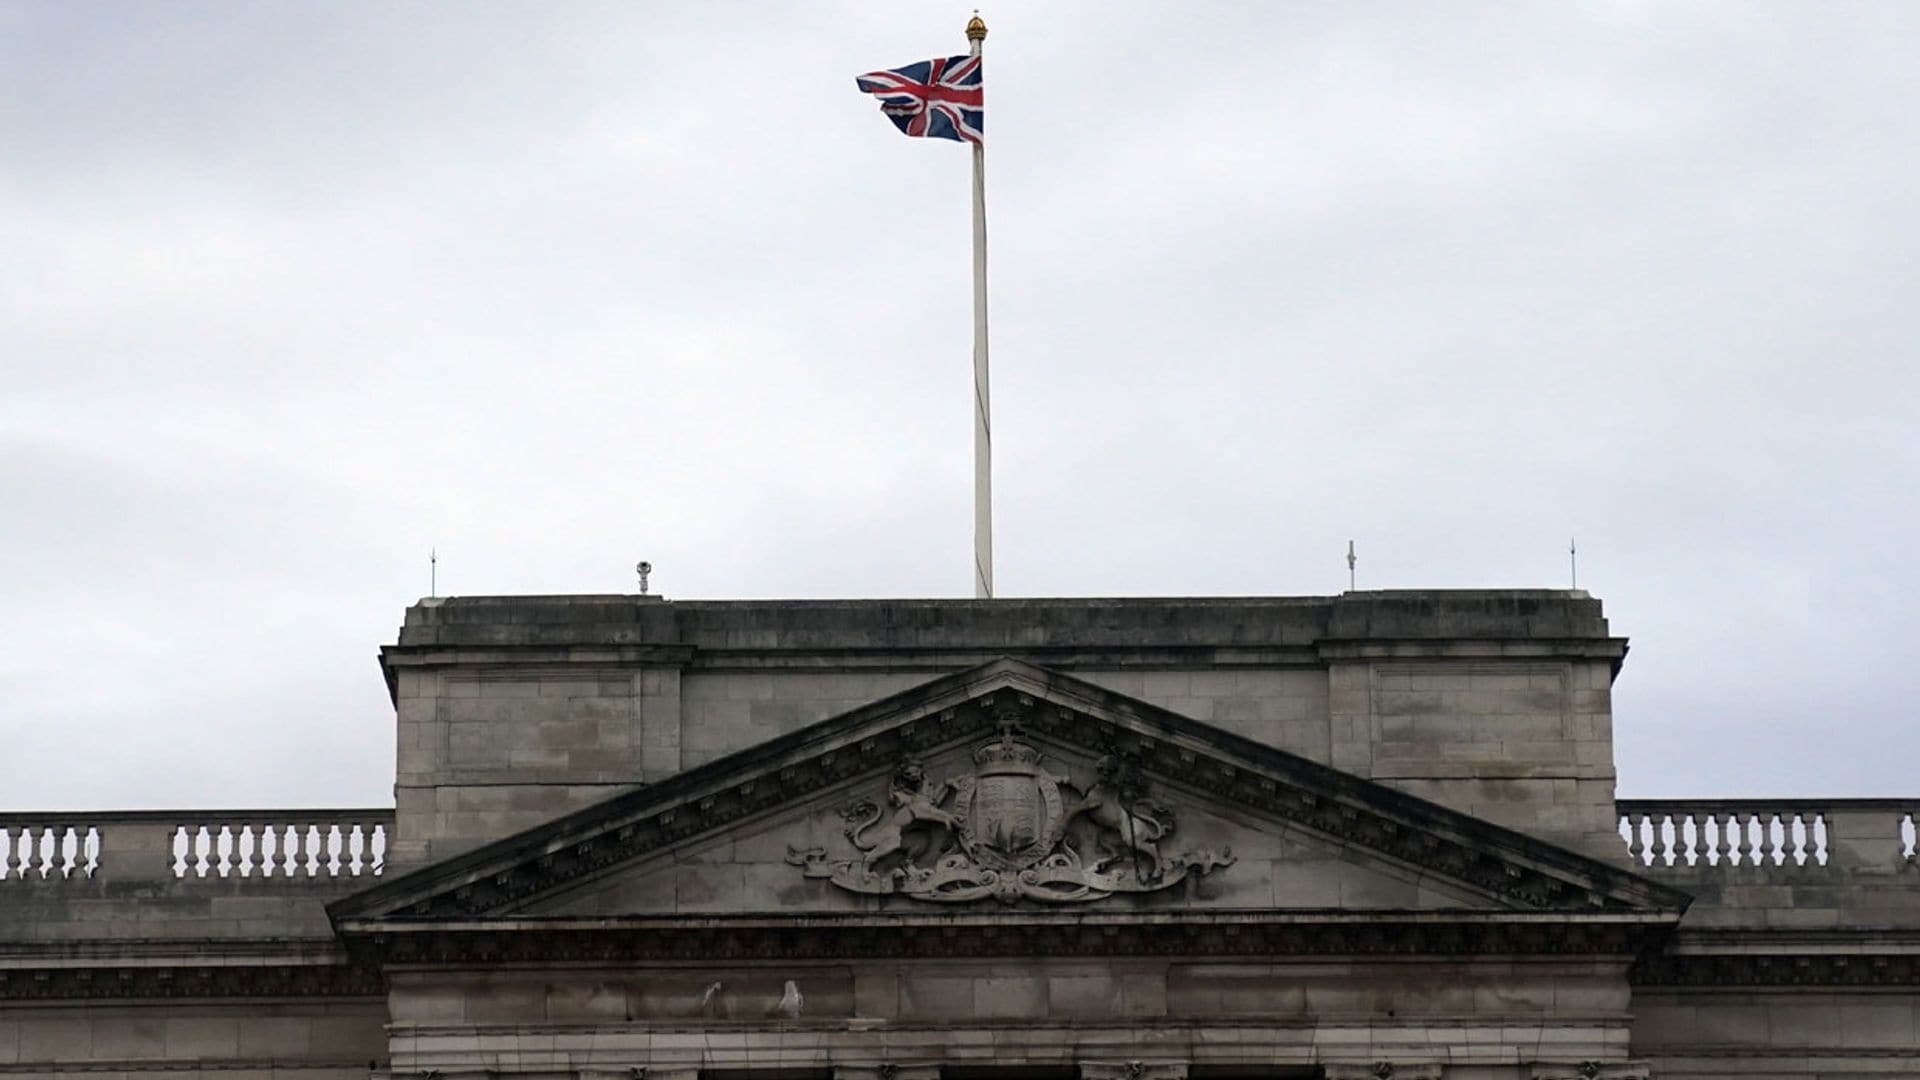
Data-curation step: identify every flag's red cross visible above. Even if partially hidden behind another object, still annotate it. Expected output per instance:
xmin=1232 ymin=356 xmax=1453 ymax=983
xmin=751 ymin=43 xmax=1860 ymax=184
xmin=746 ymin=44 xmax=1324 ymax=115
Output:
xmin=855 ymin=55 xmax=983 ymax=145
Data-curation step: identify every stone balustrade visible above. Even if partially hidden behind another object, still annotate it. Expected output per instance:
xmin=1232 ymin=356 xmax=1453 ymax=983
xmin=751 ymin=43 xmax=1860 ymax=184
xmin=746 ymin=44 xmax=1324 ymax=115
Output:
xmin=8 ymin=801 xmax=1918 ymax=885
xmin=0 ymin=809 xmax=391 ymax=883
xmin=1617 ymin=798 xmax=1918 ymax=870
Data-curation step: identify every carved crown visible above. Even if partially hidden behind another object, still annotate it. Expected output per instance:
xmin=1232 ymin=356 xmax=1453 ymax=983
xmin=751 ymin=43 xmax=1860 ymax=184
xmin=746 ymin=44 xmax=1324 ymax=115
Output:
xmin=973 ymin=730 xmax=1041 ymax=771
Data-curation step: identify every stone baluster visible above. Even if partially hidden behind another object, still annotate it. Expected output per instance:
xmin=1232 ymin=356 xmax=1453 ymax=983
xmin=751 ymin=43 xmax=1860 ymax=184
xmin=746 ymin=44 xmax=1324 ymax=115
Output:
xmin=1701 ymin=811 xmax=1724 ymax=865
xmin=226 ymin=823 xmax=245 ymax=877
xmin=1721 ymin=811 xmax=1742 ymax=865
xmin=238 ymin=823 xmax=262 ymax=877
xmin=236 ymin=823 xmax=255 ymax=877
xmin=269 ymin=823 xmax=292 ymax=877
xmin=59 ymin=825 xmax=85 ymax=877
xmin=164 ymin=825 xmax=184 ymax=876
xmin=193 ymin=825 xmax=214 ymax=877
xmin=46 ymin=825 xmax=72 ymax=878
xmin=16 ymin=828 xmax=34 ymax=879
xmin=1626 ymin=812 xmax=1649 ymax=865
xmin=1734 ymin=810 xmax=1753 ymax=865
xmin=1740 ymin=811 xmax=1766 ymax=866
xmin=226 ymin=823 xmax=244 ymax=876
xmin=1789 ymin=811 xmax=1809 ymax=865
xmin=0 ymin=828 xmax=16 ymax=880
xmin=26 ymin=827 xmax=40 ymax=878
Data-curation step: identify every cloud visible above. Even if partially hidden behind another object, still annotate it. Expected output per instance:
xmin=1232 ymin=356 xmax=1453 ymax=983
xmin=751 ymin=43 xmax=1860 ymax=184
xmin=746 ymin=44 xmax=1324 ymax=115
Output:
xmin=2 ymin=3 xmax=1916 ymax=805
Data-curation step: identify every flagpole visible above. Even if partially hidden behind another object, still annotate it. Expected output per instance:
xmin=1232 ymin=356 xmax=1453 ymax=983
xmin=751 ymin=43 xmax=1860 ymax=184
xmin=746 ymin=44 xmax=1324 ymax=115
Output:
xmin=966 ymin=13 xmax=993 ymax=599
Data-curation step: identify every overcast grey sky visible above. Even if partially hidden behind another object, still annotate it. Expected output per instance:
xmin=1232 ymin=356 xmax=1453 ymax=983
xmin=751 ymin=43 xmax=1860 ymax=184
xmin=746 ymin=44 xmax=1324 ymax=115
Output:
xmin=3 ymin=3 xmax=1916 ymax=809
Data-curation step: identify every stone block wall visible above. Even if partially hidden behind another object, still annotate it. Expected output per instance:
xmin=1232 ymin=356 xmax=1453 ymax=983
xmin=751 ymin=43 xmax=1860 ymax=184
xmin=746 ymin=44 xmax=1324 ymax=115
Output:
xmin=381 ymin=957 xmax=1633 ymax=1076
xmin=383 ymin=592 xmax=1628 ymax=863
xmin=1332 ymin=658 xmax=1623 ymax=860
xmin=1633 ymin=989 xmax=1920 ymax=1078
xmin=0 ymin=1000 xmax=387 ymax=1078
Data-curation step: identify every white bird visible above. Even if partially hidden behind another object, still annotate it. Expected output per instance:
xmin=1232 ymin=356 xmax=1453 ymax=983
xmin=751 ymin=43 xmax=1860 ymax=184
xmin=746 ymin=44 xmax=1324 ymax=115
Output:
xmin=698 ymin=981 xmax=723 ymax=1017
xmin=775 ymin=979 xmax=803 ymax=1021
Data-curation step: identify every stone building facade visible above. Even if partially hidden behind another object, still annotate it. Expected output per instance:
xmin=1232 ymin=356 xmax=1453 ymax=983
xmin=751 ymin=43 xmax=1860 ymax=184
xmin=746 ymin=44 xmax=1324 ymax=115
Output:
xmin=2 ymin=591 xmax=1915 ymax=1079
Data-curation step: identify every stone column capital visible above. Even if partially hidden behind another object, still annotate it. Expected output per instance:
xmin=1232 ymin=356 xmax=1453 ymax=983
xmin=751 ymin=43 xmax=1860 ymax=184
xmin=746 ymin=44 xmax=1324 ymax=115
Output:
xmin=1531 ymin=1063 xmax=1651 ymax=1080
xmin=1080 ymin=1062 xmax=1188 ymax=1080
xmin=835 ymin=1066 xmax=942 ymax=1080
xmin=1325 ymin=1064 xmax=1442 ymax=1080
xmin=635 ymin=1068 xmax=701 ymax=1080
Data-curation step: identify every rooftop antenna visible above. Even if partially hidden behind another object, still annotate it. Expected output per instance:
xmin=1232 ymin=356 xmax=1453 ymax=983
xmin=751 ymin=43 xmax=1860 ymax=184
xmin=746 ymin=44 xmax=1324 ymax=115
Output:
xmin=636 ymin=560 xmax=653 ymax=596
xmin=1569 ymin=537 xmax=1578 ymax=590
xmin=430 ymin=548 xmax=437 ymax=598
xmin=1346 ymin=540 xmax=1357 ymax=591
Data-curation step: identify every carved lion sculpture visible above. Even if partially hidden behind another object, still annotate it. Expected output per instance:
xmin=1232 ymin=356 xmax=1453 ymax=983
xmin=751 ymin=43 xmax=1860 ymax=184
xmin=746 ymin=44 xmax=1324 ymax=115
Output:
xmin=1067 ymin=754 xmax=1174 ymax=878
xmin=843 ymin=759 xmax=959 ymax=874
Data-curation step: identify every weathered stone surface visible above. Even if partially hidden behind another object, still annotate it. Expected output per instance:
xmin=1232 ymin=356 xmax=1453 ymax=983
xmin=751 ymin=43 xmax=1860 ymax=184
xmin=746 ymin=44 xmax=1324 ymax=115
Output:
xmin=3 ymin=589 xmax=1915 ymax=1079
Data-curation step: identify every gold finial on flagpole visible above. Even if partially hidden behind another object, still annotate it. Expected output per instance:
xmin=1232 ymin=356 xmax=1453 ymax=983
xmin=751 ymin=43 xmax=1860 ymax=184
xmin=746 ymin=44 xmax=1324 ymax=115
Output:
xmin=966 ymin=11 xmax=987 ymax=41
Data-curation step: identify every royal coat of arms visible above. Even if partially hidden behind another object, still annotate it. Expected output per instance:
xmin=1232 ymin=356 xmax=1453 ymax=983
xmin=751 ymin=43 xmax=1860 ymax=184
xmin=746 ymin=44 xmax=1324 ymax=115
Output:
xmin=787 ymin=726 xmax=1233 ymax=903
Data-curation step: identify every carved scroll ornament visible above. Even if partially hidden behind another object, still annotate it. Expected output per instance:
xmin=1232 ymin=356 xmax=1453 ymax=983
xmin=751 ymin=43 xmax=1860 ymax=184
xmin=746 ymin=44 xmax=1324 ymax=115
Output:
xmin=1531 ymin=1065 xmax=1651 ymax=1080
xmin=787 ymin=726 xmax=1232 ymax=904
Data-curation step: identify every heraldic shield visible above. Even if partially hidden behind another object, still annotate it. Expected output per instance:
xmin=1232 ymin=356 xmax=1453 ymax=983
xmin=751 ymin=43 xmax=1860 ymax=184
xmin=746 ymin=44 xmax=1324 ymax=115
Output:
xmin=952 ymin=731 xmax=1064 ymax=871
xmin=787 ymin=724 xmax=1233 ymax=904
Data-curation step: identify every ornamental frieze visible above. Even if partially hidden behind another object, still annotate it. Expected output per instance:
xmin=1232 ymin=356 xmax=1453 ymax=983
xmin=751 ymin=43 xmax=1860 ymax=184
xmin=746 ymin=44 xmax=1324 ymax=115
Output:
xmin=786 ymin=725 xmax=1233 ymax=903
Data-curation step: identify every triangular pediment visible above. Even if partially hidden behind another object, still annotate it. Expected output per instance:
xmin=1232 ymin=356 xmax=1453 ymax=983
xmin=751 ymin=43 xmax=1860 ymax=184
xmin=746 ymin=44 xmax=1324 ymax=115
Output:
xmin=331 ymin=658 xmax=1687 ymax=927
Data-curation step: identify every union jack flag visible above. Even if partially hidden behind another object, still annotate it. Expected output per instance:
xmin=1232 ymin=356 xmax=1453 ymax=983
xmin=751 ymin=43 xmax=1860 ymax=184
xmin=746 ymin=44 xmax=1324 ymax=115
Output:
xmin=854 ymin=55 xmax=983 ymax=145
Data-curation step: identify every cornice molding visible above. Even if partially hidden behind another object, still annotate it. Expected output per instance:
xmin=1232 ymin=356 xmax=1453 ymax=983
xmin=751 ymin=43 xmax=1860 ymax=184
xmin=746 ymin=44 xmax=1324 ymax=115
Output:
xmin=346 ymin=912 xmax=1660 ymax=966
xmin=1635 ymin=951 xmax=1920 ymax=987
xmin=0 ymin=961 xmax=381 ymax=1001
